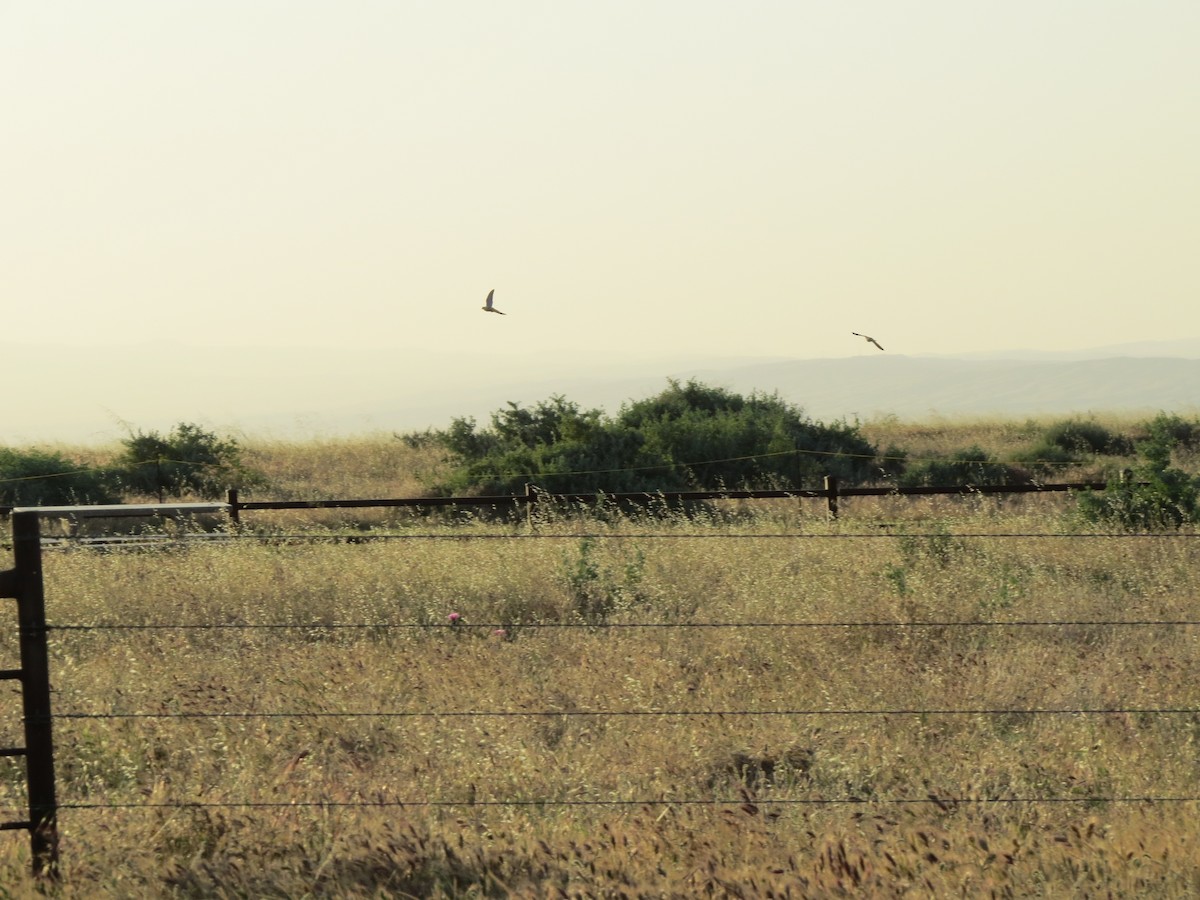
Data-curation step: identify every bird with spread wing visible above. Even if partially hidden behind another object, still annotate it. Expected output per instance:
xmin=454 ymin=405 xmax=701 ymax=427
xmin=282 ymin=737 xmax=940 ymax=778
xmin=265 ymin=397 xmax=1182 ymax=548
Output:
xmin=852 ymin=332 xmax=884 ymax=351
xmin=482 ymin=289 xmax=505 ymax=315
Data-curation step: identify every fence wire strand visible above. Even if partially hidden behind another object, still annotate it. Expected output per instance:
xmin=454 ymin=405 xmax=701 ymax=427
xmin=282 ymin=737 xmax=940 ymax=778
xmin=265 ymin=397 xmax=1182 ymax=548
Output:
xmin=14 ymin=526 xmax=1200 ymax=833
xmin=36 ymin=530 xmax=1200 ymax=542
xmin=50 ymin=707 xmax=1200 ymax=721
xmin=45 ymin=618 xmax=1200 ymax=632
xmin=51 ymin=796 xmax=1200 ymax=812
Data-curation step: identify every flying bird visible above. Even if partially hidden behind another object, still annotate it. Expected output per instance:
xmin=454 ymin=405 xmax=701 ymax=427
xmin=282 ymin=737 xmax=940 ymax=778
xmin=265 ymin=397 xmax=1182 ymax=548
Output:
xmin=482 ymin=289 xmax=505 ymax=315
xmin=852 ymin=332 xmax=884 ymax=351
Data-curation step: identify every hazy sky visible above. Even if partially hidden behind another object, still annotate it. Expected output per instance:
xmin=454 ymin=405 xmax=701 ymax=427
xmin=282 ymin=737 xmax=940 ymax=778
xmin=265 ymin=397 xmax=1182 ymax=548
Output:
xmin=4 ymin=3 xmax=1200 ymax=440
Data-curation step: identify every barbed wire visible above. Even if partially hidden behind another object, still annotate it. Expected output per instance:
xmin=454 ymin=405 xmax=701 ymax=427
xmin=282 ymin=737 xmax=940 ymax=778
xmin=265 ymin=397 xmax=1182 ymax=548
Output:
xmin=0 ymin=438 xmax=1110 ymax=492
xmin=6 ymin=505 xmax=1199 ymax=872
xmin=13 ymin=526 xmax=1200 ymax=830
xmin=0 ymin=455 xmax=221 ymax=487
xmin=50 ymin=796 xmax=1200 ymax=812
xmin=469 ymin=451 xmax=1107 ymax=485
xmin=52 ymin=707 xmax=1200 ymax=721
xmin=31 ymin=530 xmax=1200 ymax=553
xmin=495 ymin=446 xmax=1083 ymax=482
xmin=45 ymin=618 xmax=1200 ymax=632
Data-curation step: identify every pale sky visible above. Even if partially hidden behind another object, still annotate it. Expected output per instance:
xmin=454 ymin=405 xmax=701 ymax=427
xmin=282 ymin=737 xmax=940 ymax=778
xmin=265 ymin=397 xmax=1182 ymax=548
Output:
xmin=4 ymin=2 xmax=1200 ymax=439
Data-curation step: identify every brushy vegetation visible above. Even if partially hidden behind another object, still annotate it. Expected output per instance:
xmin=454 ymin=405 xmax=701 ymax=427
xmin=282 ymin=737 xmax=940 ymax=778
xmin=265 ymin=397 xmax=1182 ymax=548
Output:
xmin=897 ymin=444 xmax=1025 ymax=487
xmin=1 ymin=409 xmax=1200 ymax=894
xmin=1 ymin=423 xmax=259 ymax=507
xmin=431 ymin=380 xmax=886 ymax=496
xmin=0 ymin=447 xmax=117 ymax=506
xmin=116 ymin=422 xmax=260 ymax=501
xmin=1077 ymin=421 xmax=1200 ymax=530
xmin=5 ymin=395 xmax=1197 ymax=512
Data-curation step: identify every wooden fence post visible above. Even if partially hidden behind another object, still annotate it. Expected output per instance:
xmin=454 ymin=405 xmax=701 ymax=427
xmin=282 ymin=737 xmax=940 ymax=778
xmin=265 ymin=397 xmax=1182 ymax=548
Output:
xmin=227 ymin=488 xmax=240 ymax=527
xmin=824 ymin=475 xmax=839 ymax=519
xmin=5 ymin=511 xmax=59 ymax=879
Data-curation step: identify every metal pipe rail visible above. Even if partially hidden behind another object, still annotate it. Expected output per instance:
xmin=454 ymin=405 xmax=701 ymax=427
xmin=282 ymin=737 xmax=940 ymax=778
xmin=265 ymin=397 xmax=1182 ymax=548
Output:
xmin=224 ymin=480 xmax=1111 ymax=524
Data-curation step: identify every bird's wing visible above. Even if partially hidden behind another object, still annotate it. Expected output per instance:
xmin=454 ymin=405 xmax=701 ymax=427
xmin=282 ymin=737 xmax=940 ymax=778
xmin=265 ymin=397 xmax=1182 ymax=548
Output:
xmin=485 ymin=289 xmax=495 ymax=309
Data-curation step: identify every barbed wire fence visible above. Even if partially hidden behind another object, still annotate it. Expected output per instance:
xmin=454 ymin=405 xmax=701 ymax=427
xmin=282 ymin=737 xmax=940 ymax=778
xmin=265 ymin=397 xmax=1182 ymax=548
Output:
xmin=4 ymin=510 xmax=1200 ymax=880
xmin=1 ymin=438 xmax=1136 ymax=529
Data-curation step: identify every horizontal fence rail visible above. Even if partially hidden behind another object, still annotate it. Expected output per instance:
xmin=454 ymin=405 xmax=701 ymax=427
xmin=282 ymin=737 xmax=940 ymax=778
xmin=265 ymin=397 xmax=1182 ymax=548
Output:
xmin=223 ymin=479 xmax=1115 ymax=524
xmin=0 ymin=478 xmax=1126 ymax=528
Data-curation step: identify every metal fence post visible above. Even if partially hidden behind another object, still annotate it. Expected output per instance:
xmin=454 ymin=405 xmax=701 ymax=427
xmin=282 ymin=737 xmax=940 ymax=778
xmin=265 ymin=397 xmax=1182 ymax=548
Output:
xmin=8 ymin=511 xmax=59 ymax=878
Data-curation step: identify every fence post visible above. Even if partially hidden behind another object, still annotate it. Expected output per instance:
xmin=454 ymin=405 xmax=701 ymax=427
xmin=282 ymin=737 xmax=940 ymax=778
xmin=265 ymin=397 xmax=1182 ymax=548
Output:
xmin=824 ymin=475 xmax=839 ymax=519
xmin=227 ymin=488 xmax=240 ymax=527
xmin=6 ymin=511 xmax=59 ymax=878
xmin=524 ymin=483 xmax=537 ymax=531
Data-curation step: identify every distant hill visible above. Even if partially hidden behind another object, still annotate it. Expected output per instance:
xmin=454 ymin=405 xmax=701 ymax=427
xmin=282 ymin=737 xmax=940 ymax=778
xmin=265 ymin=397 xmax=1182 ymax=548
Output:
xmin=4 ymin=340 xmax=1199 ymax=442
xmin=659 ymin=355 xmax=1200 ymax=422
xmin=925 ymin=337 xmax=1200 ymax=362
xmin=418 ymin=355 xmax=1200 ymax=429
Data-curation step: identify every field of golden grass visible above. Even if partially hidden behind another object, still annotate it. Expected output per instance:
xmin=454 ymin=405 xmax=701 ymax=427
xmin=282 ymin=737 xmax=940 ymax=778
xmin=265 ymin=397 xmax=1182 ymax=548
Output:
xmin=3 ymin=418 xmax=1200 ymax=896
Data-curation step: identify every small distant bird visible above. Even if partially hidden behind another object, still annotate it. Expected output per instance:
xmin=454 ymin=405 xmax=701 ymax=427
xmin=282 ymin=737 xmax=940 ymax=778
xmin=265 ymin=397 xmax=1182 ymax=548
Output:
xmin=482 ymin=289 xmax=505 ymax=315
xmin=852 ymin=332 xmax=884 ymax=351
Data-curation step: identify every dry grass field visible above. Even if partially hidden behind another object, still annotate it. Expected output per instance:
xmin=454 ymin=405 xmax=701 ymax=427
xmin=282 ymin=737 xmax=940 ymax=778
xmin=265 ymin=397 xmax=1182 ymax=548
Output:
xmin=3 ymin=417 xmax=1200 ymax=896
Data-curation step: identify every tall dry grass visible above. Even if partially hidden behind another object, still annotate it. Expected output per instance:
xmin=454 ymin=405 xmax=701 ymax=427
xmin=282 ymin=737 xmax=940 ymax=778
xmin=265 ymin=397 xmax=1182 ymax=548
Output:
xmin=239 ymin=434 xmax=447 ymax=501
xmin=2 ymin=495 xmax=1200 ymax=895
xmin=2 ymin=418 xmax=1199 ymax=895
xmin=857 ymin=411 xmax=1151 ymax=455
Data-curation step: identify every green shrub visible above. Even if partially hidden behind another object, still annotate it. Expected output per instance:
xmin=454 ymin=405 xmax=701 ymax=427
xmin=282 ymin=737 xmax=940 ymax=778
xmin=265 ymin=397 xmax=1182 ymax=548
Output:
xmin=898 ymin=446 xmax=1023 ymax=487
xmin=0 ymin=448 xmax=117 ymax=506
xmin=618 ymin=381 xmax=881 ymax=489
xmin=1043 ymin=419 xmax=1133 ymax=456
xmin=431 ymin=381 xmax=885 ymax=497
xmin=433 ymin=397 xmax=669 ymax=496
xmin=1010 ymin=442 xmax=1082 ymax=479
xmin=117 ymin=423 xmax=260 ymax=501
xmin=561 ymin=538 xmax=649 ymax=625
xmin=1076 ymin=433 xmax=1200 ymax=529
xmin=1010 ymin=420 xmax=1134 ymax=479
xmin=397 ymin=428 xmax=441 ymax=450
xmin=1139 ymin=413 xmax=1200 ymax=450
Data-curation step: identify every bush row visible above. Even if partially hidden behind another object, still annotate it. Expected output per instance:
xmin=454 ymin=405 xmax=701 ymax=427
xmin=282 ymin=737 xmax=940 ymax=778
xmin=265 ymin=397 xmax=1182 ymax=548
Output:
xmin=5 ymin=388 xmax=1199 ymax=527
xmin=0 ymin=423 xmax=258 ymax=506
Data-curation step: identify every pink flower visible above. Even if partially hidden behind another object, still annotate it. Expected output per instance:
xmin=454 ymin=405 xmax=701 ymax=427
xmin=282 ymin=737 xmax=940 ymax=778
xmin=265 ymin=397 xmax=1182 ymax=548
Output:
xmin=448 ymin=613 xmax=462 ymax=625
